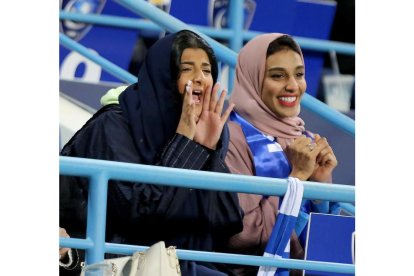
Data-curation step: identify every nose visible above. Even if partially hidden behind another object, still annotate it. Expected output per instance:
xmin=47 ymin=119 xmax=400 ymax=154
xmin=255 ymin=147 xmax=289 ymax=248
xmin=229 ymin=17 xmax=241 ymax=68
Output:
xmin=285 ymin=76 xmax=299 ymax=92
xmin=192 ymin=69 xmax=204 ymax=85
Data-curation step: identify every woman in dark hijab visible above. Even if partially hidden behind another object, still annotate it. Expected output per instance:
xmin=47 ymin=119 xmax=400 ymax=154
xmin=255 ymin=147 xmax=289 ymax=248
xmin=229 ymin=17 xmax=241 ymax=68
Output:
xmin=60 ymin=30 xmax=243 ymax=275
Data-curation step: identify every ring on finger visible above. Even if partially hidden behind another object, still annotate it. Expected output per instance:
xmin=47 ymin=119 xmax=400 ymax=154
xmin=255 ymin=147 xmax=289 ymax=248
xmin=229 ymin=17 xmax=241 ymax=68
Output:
xmin=307 ymin=143 xmax=316 ymax=151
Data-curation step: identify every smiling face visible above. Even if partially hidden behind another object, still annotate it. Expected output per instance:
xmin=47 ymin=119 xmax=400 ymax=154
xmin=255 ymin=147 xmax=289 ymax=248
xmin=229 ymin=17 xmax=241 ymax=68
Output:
xmin=177 ymin=48 xmax=214 ymax=119
xmin=260 ymin=48 xmax=306 ymax=118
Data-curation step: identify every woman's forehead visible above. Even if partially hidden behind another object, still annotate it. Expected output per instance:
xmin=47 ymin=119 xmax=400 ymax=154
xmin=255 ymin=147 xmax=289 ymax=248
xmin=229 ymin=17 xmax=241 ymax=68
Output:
xmin=266 ymin=49 xmax=304 ymax=68
xmin=181 ymin=48 xmax=210 ymax=62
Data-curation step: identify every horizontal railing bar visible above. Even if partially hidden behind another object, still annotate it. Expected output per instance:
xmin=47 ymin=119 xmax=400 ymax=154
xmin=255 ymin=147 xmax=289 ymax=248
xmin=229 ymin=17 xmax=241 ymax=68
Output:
xmin=59 ymin=33 xmax=137 ymax=84
xmin=59 ymin=11 xmax=233 ymax=40
xmin=60 ymin=156 xmax=355 ymax=203
xmin=59 ymin=238 xmax=354 ymax=274
xmin=60 ymin=237 xmax=94 ymax=249
xmin=243 ymin=29 xmax=355 ymax=55
xmin=59 ymin=11 xmax=355 ymax=55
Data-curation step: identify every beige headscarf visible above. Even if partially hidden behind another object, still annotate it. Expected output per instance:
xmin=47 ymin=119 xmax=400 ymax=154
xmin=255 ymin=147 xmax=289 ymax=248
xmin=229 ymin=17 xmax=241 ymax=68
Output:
xmin=230 ymin=33 xmax=306 ymax=148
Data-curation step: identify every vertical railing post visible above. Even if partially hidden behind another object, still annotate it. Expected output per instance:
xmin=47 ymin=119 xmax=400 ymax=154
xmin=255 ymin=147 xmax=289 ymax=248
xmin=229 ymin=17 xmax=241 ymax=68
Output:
xmin=85 ymin=172 xmax=109 ymax=264
xmin=227 ymin=0 xmax=244 ymax=92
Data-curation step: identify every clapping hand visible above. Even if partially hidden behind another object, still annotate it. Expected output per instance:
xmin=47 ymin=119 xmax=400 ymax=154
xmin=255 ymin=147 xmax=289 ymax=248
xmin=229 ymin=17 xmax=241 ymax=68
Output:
xmin=309 ymin=134 xmax=338 ymax=182
xmin=285 ymin=135 xmax=323 ymax=181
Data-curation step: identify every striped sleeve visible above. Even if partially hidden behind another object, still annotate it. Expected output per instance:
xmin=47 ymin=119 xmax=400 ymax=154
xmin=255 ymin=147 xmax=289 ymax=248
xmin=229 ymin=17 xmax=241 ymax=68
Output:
xmin=158 ymin=134 xmax=210 ymax=170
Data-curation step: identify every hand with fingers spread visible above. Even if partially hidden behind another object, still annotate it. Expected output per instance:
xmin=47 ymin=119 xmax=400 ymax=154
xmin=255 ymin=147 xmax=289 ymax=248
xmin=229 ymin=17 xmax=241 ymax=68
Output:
xmin=194 ymin=82 xmax=234 ymax=150
xmin=176 ymin=80 xmax=197 ymax=140
xmin=309 ymin=134 xmax=338 ymax=182
xmin=285 ymin=135 xmax=323 ymax=181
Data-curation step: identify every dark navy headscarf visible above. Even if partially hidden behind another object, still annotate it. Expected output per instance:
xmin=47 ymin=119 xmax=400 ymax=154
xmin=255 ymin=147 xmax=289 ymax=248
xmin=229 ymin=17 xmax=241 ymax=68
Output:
xmin=119 ymin=30 xmax=220 ymax=165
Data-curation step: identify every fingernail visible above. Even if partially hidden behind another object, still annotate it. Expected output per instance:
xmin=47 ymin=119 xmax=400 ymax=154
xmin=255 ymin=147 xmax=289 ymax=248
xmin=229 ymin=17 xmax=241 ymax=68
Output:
xmin=186 ymin=80 xmax=192 ymax=93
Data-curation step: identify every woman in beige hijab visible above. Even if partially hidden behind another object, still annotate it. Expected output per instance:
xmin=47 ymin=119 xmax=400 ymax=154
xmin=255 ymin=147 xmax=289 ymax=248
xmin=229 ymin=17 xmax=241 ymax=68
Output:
xmin=224 ymin=33 xmax=337 ymax=275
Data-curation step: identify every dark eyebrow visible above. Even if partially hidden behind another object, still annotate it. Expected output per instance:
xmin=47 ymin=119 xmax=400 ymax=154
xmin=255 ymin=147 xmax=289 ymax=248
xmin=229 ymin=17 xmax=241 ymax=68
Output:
xmin=268 ymin=65 xmax=304 ymax=72
xmin=268 ymin=67 xmax=285 ymax=72
xmin=180 ymin=61 xmax=211 ymax=67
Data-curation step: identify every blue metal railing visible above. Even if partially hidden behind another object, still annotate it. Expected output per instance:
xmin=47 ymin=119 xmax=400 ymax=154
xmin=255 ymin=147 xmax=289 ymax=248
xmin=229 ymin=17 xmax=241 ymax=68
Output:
xmin=61 ymin=157 xmax=355 ymax=202
xmin=59 ymin=11 xmax=355 ymax=55
xmin=60 ymin=156 xmax=355 ymax=274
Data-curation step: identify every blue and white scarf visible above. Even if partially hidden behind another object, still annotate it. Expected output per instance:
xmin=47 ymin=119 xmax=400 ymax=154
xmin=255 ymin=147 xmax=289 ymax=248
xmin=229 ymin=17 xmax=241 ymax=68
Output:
xmin=230 ymin=111 xmax=305 ymax=275
xmin=257 ymin=177 xmax=304 ymax=276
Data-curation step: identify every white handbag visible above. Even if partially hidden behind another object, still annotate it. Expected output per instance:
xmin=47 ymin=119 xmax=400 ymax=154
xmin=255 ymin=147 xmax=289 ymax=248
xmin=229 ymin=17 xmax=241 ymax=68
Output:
xmin=80 ymin=241 xmax=181 ymax=276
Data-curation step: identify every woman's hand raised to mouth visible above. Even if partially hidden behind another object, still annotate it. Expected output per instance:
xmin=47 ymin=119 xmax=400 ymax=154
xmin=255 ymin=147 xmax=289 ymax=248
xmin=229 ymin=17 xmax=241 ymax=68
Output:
xmin=176 ymin=81 xmax=234 ymax=150
xmin=176 ymin=80 xmax=198 ymax=140
xmin=194 ymin=82 xmax=234 ymax=150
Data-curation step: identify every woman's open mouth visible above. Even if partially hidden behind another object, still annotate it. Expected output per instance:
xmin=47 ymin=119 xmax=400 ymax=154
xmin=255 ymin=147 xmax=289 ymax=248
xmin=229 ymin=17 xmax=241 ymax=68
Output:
xmin=277 ymin=96 xmax=297 ymax=107
xmin=192 ymin=90 xmax=202 ymax=104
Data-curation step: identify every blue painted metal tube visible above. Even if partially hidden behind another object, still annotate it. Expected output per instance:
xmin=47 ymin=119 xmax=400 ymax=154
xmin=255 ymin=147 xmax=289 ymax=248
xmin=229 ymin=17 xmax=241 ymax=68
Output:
xmin=115 ymin=0 xmax=238 ymax=67
xmin=59 ymin=11 xmax=234 ymax=40
xmin=227 ymin=0 xmax=244 ymax=92
xmin=60 ymin=156 xmax=355 ymax=203
xmin=104 ymin=243 xmax=354 ymax=274
xmin=294 ymin=37 xmax=355 ymax=55
xmin=59 ymin=33 xmax=137 ymax=84
xmin=85 ymin=173 xmax=109 ymax=264
xmin=228 ymin=0 xmax=244 ymax=52
xmin=338 ymin=202 xmax=356 ymax=215
xmin=59 ymin=239 xmax=354 ymax=274
xmin=60 ymin=237 xmax=94 ymax=249
xmin=244 ymin=30 xmax=355 ymax=55
xmin=59 ymin=11 xmax=355 ymax=55
xmin=302 ymin=93 xmax=355 ymax=136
